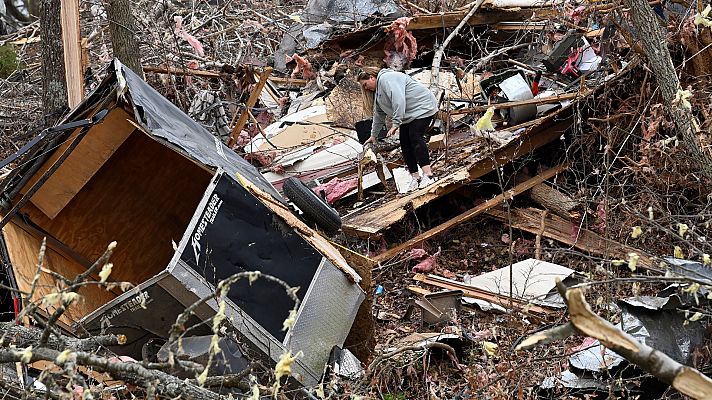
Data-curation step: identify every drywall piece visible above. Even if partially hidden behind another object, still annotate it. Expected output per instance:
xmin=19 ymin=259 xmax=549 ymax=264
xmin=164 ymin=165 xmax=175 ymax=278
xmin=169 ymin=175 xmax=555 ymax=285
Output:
xmin=464 ymin=258 xmax=574 ymax=307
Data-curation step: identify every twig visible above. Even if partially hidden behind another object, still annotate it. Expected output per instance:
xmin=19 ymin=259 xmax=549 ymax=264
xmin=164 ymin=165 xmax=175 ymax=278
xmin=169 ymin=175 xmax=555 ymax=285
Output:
xmin=430 ymin=0 xmax=486 ymax=97
xmin=367 ymin=341 xmax=459 ymax=373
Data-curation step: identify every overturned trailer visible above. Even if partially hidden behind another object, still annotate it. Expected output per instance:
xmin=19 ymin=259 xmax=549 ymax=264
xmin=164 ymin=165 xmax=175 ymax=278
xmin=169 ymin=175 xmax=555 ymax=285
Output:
xmin=0 ymin=59 xmax=364 ymax=386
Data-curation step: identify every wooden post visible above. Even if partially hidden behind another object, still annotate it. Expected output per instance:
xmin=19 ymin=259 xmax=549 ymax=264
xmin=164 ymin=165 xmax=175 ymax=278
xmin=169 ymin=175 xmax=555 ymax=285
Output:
xmin=60 ymin=0 xmax=83 ymax=108
xmin=228 ymin=67 xmax=272 ymax=147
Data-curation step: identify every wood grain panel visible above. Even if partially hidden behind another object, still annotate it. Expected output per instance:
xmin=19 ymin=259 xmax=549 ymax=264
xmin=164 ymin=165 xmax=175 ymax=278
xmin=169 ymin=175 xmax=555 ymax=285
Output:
xmin=23 ymin=132 xmax=212 ymax=286
xmin=27 ymin=108 xmax=135 ymax=219
xmin=2 ymin=221 xmax=116 ymax=325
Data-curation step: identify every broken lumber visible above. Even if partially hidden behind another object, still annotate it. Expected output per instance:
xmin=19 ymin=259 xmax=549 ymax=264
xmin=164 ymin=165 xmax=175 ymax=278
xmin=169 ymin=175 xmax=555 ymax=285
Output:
xmin=449 ymin=91 xmax=585 ymax=115
xmin=342 ymin=116 xmax=572 ymax=238
xmin=268 ymin=76 xmax=308 ymax=86
xmin=228 ymin=67 xmax=272 ymax=147
xmin=486 ymin=207 xmax=656 ymax=270
xmin=413 ymin=274 xmax=554 ymax=316
xmin=60 ymin=0 xmax=83 ymax=108
xmin=373 ymin=163 xmax=568 ymax=262
xmin=406 ymin=7 xmax=557 ymax=30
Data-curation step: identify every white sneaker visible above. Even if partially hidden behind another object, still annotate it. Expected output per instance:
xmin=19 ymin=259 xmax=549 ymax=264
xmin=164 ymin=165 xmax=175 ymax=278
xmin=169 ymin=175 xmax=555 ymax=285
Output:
xmin=418 ymin=175 xmax=437 ymax=189
xmin=406 ymin=176 xmax=420 ymax=192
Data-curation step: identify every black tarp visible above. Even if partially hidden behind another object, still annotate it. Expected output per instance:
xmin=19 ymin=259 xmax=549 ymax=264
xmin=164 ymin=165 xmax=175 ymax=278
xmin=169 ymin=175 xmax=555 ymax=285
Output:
xmin=116 ymin=60 xmax=282 ymax=200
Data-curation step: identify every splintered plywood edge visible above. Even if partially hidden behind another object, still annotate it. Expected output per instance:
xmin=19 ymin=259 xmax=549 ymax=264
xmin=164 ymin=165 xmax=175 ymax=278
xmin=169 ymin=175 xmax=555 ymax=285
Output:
xmin=24 ymin=108 xmax=135 ymax=219
xmin=2 ymin=221 xmax=117 ymax=326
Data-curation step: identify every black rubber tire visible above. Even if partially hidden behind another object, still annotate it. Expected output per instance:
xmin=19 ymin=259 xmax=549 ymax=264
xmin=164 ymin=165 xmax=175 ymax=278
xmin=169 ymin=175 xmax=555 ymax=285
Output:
xmin=283 ymin=177 xmax=342 ymax=233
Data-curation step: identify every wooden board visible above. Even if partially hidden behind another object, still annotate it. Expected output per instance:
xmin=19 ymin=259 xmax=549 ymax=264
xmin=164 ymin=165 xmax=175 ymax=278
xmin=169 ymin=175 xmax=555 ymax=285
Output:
xmin=25 ymin=108 xmax=135 ymax=219
xmin=60 ymin=0 xmax=83 ymax=108
xmin=22 ymin=132 xmax=212 ymax=286
xmin=341 ymin=113 xmax=571 ymax=237
xmin=322 ymin=7 xmax=557 ymax=52
xmin=2 ymin=221 xmax=116 ymax=325
xmin=413 ymin=274 xmax=554 ymax=317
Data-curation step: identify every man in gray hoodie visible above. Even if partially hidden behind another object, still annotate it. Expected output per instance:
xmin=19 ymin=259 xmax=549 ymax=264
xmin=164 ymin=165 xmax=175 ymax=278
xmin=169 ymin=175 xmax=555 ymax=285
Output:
xmin=358 ymin=68 xmax=439 ymax=191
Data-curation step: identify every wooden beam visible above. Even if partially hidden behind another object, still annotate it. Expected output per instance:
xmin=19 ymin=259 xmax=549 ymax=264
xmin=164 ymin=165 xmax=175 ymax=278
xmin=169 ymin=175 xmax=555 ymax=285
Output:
xmin=143 ymin=65 xmax=223 ymax=79
xmin=61 ymin=0 xmax=83 ymax=108
xmin=449 ymin=91 xmax=588 ymax=116
xmin=228 ymin=67 xmax=272 ymax=147
xmin=268 ymin=76 xmax=308 ymax=86
xmin=406 ymin=7 xmax=557 ymax=30
xmin=485 ymin=207 xmax=657 ymax=270
xmin=493 ymin=22 xmax=549 ymax=30
xmin=412 ymin=274 xmax=554 ymax=316
xmin=373 ymin=163 xmax=568 ymax=262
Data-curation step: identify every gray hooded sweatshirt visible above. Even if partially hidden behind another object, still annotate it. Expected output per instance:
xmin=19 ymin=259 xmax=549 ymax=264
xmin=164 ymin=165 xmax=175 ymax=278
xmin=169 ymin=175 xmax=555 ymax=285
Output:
xmin=370 ymin=69 xmax=439 ymax=139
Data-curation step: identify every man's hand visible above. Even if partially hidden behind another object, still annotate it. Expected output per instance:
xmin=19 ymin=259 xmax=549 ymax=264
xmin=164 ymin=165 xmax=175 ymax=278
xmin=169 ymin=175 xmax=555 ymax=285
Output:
xmin=364 ymin=136 xmax=376 ymax=145
xmin=387 ymin=126 xmax=398 ymax=136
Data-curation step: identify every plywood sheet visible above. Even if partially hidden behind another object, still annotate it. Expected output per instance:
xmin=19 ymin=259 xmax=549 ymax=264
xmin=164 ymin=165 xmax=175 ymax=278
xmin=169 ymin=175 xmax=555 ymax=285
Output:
xmin=22 ymin=132 xmax=213 ymax=286
xmin=2 ymin=221 xmax=116 ymax=325
xmin=26 ymin=108 xmax=135 ymax=219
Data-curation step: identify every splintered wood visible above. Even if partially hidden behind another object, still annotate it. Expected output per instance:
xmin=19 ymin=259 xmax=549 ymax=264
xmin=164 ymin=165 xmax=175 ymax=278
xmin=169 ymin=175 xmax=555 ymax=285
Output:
xmin=486 ymin=207 xmax=656 ymax=270
xmin=412 ymin=273 xmax=555 ymax=317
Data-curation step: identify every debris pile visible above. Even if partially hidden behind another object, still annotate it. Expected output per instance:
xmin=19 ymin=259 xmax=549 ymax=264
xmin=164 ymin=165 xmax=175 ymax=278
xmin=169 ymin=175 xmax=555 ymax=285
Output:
xmin=1 ymin=0 xmax=712 ymax=398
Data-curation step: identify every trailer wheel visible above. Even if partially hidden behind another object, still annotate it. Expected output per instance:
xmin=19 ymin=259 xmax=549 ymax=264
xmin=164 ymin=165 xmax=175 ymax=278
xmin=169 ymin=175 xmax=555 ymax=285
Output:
xmin=283 ymin=177 xmax=342 ymax=233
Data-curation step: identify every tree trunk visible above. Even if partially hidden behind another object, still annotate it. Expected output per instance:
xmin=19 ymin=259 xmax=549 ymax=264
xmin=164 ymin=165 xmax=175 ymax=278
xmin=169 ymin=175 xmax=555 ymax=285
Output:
xmin=40 ymin=0 xmax=67 ymax=126
xmin=622 ymin=0 xmax=712 ymax=180
xmin=516 ymin=173 xmax=579 ymax=219
xmin=106 ymin=0 xmax=142 ymax=77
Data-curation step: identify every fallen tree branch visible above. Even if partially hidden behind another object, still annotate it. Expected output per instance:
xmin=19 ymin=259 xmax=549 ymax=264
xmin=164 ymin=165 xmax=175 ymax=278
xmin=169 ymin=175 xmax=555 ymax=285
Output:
xmin=0 ymin=347 xmax=220 ymax=400
xmin=430 ymin=0 xmax=486 ymax=97
xmin=517 ymin=282 xmax=712 ymax=399
xmin=473 ymin=43 xmax=529 ymax=71
xmin=0 ymin=322 xmax=125 ymax=353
